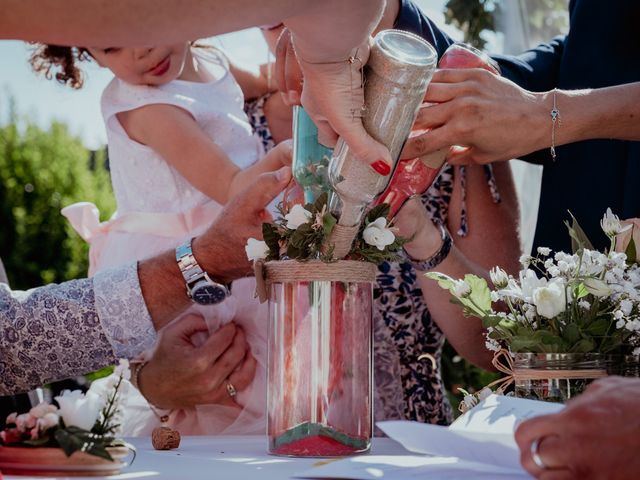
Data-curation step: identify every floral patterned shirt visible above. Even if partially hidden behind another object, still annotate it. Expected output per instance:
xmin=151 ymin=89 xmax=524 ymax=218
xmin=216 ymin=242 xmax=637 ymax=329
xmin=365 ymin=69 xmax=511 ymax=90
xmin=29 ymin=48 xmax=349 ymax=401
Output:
xmin=0 ymin=262 xmax=155 ymax=395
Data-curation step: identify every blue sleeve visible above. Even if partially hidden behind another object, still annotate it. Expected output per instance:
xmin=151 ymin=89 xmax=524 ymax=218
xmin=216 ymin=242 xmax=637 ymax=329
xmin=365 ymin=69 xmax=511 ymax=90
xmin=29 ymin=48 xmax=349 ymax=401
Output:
xmin=393 ymin=0 xmax=455 ymax=57
xmin=493 ymin=36 xmax=566 ymax=92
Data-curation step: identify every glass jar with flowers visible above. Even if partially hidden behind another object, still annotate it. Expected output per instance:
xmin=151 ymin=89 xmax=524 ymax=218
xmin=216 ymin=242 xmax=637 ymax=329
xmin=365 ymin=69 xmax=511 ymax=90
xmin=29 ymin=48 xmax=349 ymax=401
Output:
xmin=428 ymin=210 xmax=640 ymax=403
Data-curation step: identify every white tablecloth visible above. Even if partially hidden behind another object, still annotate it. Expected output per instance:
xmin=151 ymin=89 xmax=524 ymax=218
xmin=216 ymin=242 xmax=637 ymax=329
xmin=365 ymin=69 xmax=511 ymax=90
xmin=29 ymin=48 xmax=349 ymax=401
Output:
xmin=4 ymin=436 xmax=411 ymax=480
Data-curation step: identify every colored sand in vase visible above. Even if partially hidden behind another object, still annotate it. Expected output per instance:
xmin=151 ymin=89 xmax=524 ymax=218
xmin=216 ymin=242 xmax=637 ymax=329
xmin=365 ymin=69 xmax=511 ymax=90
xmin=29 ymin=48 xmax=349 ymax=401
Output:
xmin=271 ymin=422 xmax=369 ymax=457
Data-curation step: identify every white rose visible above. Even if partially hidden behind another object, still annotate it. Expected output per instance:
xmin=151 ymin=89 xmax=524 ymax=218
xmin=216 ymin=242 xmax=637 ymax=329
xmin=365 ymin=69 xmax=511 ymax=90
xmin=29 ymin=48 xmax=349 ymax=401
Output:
xmin=489 ymin=267 xmax=509 ymax=288
xmin=453 ymin=279 xmax=472 ymax=298
xmin=532 ymin=280 xmax=567 ymax=319
xmin=583 ymin=277 xmax=611 ymax=297
xmin=245 ymin=238 xmax=269 ymax=262
xmin=284 ymin=204 xmax=313 ymax=230
xmin=15 ymin=413 xmax=36 ymax=431
xmin=55 ymin=390 xmax=103 ymax=431
xmin=362 ymin=217 xmax=395 ymax=251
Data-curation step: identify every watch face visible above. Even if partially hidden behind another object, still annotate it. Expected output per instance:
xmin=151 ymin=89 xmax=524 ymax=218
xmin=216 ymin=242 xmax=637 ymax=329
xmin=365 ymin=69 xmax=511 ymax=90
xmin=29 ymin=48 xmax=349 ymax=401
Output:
xmin=191 ymin=283 xmax=228 ymax=305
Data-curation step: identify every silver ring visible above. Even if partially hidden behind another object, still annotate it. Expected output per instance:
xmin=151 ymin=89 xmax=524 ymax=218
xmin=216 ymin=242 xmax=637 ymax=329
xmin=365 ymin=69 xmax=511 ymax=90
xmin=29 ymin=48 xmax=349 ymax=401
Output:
xmin=531 ymin=438 xmax=547 ymax=470
xmin=225 ymin=381 xmax=237 ymax=398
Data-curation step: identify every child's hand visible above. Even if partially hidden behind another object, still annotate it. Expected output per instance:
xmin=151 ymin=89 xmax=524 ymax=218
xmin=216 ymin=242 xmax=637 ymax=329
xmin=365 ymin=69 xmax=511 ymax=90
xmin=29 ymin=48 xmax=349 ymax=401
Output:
xmin=394 ymin=198 xmax=443 ymax=260
xmin=264 ymin=139 xmax=293 ymax=168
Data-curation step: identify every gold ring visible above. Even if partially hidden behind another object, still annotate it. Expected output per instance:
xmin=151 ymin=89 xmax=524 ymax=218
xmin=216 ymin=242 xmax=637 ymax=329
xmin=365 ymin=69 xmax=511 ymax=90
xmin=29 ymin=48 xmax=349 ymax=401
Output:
xmin=225 ymin=381 xmax=237 ymax=398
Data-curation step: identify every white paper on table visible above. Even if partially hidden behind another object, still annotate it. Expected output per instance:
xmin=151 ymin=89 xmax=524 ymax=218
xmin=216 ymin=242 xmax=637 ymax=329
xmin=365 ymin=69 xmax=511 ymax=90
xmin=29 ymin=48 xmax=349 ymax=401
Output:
xmin=378 ymin=395 xmax=564 ymax=472
xmin=294 ymin=454 xmax=528 ymax=479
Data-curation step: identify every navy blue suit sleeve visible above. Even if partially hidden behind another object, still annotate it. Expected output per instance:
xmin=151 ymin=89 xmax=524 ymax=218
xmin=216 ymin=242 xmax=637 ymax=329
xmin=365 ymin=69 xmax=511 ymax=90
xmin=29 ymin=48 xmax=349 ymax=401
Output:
xmin=493 ymin=36 xmax=566 ymax=92
xmin=394 ymin=0 xmax=455 ymax=57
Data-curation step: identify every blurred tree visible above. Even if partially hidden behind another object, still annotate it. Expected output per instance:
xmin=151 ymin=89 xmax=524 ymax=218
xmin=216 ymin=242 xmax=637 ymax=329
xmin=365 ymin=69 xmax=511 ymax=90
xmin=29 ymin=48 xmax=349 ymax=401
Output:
xmin=0 ymin=105 xmax=115 ymax=289
xmin=524 ymin=0 xmax=569 ymax=46
xmin=444 ymin=0 xmax=499 ymax=49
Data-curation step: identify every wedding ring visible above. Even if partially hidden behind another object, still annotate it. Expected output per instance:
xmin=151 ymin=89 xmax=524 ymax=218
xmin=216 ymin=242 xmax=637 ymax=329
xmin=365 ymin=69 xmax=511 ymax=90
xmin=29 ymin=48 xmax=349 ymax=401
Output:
xmin=531 ymin=438 xmax=547 ymax=470
xmin=225 ymin=381 xmax=237 ymax=398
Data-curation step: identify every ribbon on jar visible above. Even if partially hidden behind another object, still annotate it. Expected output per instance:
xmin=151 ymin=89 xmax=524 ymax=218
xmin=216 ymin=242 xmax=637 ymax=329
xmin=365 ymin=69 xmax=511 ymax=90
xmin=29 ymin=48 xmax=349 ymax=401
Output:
xmin=487 ymin=349 xmax=609 ymax=392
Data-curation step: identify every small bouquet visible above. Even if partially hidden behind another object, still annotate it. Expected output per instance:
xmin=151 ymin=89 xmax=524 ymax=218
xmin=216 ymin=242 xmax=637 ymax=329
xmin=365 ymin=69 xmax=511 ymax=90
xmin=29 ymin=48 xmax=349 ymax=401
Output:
xmin=429 ymin=210 xmax=640 ymax=403
xmin=245 ymin=192 xmax=406 ymax=265
xmin=0 ymin=360 xmax=131 ymax=461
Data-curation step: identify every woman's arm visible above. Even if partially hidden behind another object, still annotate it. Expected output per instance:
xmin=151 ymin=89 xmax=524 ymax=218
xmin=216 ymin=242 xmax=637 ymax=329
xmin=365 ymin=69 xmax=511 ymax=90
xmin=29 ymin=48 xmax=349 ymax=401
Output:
xmin=395 ymin=162 xmax=520 ymax=369
xmin=405 ymin=70 xmax=640 ymax=166
xmin=229 ymin=61 xmax=276 ymax=101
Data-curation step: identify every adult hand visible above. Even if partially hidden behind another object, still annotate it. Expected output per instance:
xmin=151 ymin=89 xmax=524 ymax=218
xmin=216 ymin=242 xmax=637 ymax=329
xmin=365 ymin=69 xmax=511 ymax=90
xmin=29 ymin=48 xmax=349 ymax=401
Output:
xmin=393 ymin=197 xmax=443 ymax=261
xmin=515 ymin=376 xmax=640 ymax=479
xmin=139 ymin=316 xmax=256 ymax=409
xmin=275 ymin=27 xmax=392 ymax=173
xmin=402 ymin=68 xmax=549 ymax=165
xmin=193 ymin=166 xmax=291 ymax=284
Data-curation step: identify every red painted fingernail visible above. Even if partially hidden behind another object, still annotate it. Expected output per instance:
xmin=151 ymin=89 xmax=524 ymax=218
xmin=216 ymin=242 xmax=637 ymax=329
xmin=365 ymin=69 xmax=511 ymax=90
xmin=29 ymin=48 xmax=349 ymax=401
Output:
xmin=371 ymin=160 xmax=391 ymax=176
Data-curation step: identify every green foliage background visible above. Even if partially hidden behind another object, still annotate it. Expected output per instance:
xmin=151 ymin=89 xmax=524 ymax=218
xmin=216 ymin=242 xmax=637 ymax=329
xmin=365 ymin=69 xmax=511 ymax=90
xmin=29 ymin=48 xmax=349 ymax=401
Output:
xmin=0 ymin=102 xmax=115 ymax=289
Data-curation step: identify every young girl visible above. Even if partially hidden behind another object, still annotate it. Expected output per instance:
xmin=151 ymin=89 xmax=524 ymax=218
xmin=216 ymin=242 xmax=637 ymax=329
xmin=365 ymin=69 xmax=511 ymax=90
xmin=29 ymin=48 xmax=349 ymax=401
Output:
xmin=30 ymin=41 xmax=291 ymax=435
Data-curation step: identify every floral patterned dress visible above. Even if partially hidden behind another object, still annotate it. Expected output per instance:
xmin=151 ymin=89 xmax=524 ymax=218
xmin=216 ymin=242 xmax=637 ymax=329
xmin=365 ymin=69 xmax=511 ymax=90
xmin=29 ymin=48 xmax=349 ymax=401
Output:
xmin=246 ymin=96 xmax=500 ymax=426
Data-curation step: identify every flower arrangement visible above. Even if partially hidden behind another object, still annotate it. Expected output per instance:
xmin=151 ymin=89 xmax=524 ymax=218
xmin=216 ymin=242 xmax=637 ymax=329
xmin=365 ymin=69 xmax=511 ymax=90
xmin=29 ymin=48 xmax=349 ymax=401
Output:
xmin=245 ymin=192 xmax=406 ymax=264
xmin=0 ymin=360 xmax=130 ymax=461
xmin=428 ymin=210 xmax=640 ymax=356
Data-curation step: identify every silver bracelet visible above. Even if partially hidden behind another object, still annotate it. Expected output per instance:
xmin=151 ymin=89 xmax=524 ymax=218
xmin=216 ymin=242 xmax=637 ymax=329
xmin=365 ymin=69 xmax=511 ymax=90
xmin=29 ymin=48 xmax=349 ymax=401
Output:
xmin=550 ymin=89 xmax=560 ymax=161
xmin=405 ymin=223 xmax=453 ymax=271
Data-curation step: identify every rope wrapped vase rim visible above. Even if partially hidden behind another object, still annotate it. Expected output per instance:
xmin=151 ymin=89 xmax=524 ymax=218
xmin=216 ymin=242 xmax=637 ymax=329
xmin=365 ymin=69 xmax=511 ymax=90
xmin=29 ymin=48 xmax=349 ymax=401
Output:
xmin=488 ymin=349 xmax=609 ymax=392
xmin=254 ymin=259 xmax=377 ymax=303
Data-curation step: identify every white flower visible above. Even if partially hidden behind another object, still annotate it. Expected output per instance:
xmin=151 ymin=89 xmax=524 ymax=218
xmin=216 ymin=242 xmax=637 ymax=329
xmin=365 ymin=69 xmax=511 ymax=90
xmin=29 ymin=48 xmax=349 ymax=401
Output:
xmin=36 ymin=412 xmax=60 ymax=432
xmin=583 ymin=277 xmax=611 ymax=297
xmin=114 ymin=359 xmax=131 ymax=381
xmin=537 ymin=247 xmax=551 ymax=256
xmin=489 ymin=267 xmax=509 ymax=288
xmin=55 ymin=390 xmax=104 ymax=431
xmin=614 ymin=310 xmax=625 ymax=320
xmin=245 ymin=238 xmax=269 ymax=262
xmin=362 ymin=217 xmax=395 ymax=251
xmin=532 ymin=280 xmax=568 ymax=319
xmin=547 ymin=266 xmax=561 ymax=277
xmin=578 ymin=300 xmax=591 ymax=310
xmin=634 ymin=347 xmax=640 ymax=356
xmin=519 ymin=254 xmax=532 ymax=267
xmin=284 ymin=204 xmax=313 ymax=230
xmin=616 ymin=319 xmax=626 ymax=329
xmin=620 ymin=299 xmax=634 ymax=316
xmin=485 ymin=339 xmax=501 ymax=352
xmin=601 ymin=208 xmax=633 ymax=237
xmin=6 ymin=412 xmax=17 ymax=425
xmin=453 ymin=279 xmax=472 ymax=298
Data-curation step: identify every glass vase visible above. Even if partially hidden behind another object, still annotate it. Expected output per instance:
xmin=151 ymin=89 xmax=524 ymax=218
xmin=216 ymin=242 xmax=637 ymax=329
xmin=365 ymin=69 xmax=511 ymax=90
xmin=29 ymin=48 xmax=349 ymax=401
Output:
xmin=265 ymin=260 xmax=375 ymax=457
xmin=512 ymin=353 xmax=619 ymax=402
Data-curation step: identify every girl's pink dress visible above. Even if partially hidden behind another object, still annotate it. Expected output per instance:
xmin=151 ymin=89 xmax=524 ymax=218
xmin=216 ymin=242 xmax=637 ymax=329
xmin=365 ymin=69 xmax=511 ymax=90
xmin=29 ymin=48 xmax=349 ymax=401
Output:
xmin=63 ymin=50 xmax=269 ymax=435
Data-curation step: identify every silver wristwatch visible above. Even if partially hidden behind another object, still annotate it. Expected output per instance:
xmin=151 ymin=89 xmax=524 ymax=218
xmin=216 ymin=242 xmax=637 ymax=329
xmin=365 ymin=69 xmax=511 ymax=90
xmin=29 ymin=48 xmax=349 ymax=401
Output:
xmin=176 ymin=238 xmax=230 ymax=305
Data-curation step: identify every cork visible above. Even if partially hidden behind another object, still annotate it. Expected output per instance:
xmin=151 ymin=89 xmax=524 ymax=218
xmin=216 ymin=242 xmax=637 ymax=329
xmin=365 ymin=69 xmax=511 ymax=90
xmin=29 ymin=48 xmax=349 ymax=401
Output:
xmin=152 ymin=427 xmax=181 ymax=450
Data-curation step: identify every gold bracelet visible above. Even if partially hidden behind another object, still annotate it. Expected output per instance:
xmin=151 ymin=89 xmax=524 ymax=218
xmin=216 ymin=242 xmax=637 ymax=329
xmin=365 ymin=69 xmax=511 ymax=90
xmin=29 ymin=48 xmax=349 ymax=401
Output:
xmin=550 ymin=89 xmax=560 ymax=161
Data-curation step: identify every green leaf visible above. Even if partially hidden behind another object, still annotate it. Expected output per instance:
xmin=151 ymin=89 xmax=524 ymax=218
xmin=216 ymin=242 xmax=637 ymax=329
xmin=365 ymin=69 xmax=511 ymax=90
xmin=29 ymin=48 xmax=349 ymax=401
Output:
xmin=572 ymin=338 xmax=596 ymax=353
xmin=573 ymin=282 xmax=589 ymax=300
xmin=464 ymin=274 xmax=492 ymax=311
xmin=425 ymin=272 xmax=456 ymax=290
xmin=262 ymin=223 xmax=281 ymax=256
xmin=322 ymin=212 xmax=336 ymax=236
xmin=366 ymin=203 xmax=390 ymax=223
xmin=565 ymin=211 xmax=594 ymax=254
xmin=561 ymin=323 xmax=581 ymax=344
xmin=54 ymin=427 xmax=114 ymax=461
xmin=584 ymin=318 xmax=611 ymax=337
xmin=625 ymin=234 xmax=637 ymax=265
xmin=312 ymin=192 xmax=329 ymax=214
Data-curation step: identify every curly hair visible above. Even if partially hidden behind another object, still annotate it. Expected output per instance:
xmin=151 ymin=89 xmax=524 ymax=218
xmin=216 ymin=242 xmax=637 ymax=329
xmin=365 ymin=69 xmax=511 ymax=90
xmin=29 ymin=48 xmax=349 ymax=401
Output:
xmin=29 ymin=44 xmax=91 ymax=90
